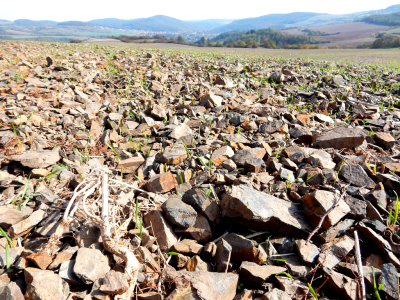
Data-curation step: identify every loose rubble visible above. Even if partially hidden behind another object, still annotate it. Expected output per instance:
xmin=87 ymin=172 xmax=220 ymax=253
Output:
xmin=0 ymin=40 xmax=400 ymax=299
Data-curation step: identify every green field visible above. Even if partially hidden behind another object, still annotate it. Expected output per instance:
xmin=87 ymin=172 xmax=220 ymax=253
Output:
xmin=86 ymin=39 xmax=400 ymax=68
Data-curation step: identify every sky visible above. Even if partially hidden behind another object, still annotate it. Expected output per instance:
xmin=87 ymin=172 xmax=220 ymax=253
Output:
xmin=1 ymin=0 xmax=400 ymax=21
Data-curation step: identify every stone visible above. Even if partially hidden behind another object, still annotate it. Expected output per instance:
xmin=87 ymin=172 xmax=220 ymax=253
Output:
xmin=223 ymin=233 xmax=263 ymax=264
xmin=0 ymin=247 xmax=23 ymax=268
xmin=174 ymin=212 xmax=212 ymax=243
xmin=151 ymin=104 xmax=166 ymax=120
xmin=231 ymin=148 xmax=266 ymax=166
xmin=59 ymin=260 xmax=80 ymax=284
xmin=159 ymin=144 xmax=187 ymax=165
xmin=221 ymin=185 xmax=312 ymax=237
xmin=306 ymin=150 xmax=336 ymax=169
xmin=144 ymin=210 xmax=178 ymax=251
xmin=339 ymin=163 xmax=375 ymax=188
xmin=315 ymin=113 xmax=334 ymax=124
xmin=186 ymin=255 xmax=210 ymax=271
xmin=199 ymin=91 xmax=223 ymax=108
xmin=365 ymin=182 xmax=387 ymax=209
xmin=375 ymin=131 xmax=396 ymax=149
xmin=164 ymin=270 xmax=238 ymax=300
xmin=118 ymin=153 xmax=145 ymax=173
xmin=260 ymin=120 xmax=285 ymax=134
xmin=48 ymin=246 xmax=78 ymax=270
xmin=262 ymin=288 xmax=291 ymax=300
xmin=0 ymin=281 xmax=24 ymax=300
xmin=24 ymin=267 xmax=69 ymax=300
xmin=234 ymin=289 xmax=254 ymax=300
xmin=90 ymin=278 xmax=111 ymax=300
xmin=0 ymin=206 xmax=26 ymax=230
xmin=171 ymin=239 xmax=203 ymax=255
xmin=295 ymin=239 xmax=320 ymax=264
xmin=323 ymin=267 xmax=358 ymax=300
xmin=276 ymin=276 xmax=308 ymax=298
xmin=170 ymin=124 xmax=193 ymax=140
xmin=378 ymin=263 xmax=399 ymax=300
xmin=161 ymin=195 xmax=197 ymax=228
xmin=26 ymin=252 xmax=52 ymax=270
xmin=9 ymin=209 xmax=46 ymax=238
xmin=73 ymin=248 xmax=110 ymax=284
xmin=145 ymin=172 xmax=178 ymax=193
xmin=239 ymin=261 xmax=286 ymax=285
xmin=100 ymin=270 xmax=129 ymax=295
xmin=303 ymin=190 xmax=350 ymax=229
xmin=244 ymin=157 xmax=264 ymax=173
xmin=182 ymin=189 xmax=220 ymax=223
xmin=343 ymin=195 xmax=367 ymax=218
xmin=318 ymin=235 xmax=354 ymax=268
xmin=314 ymin=127 xmax=365 ymax=149
xmin=214 ymin=239 xmax=232 ymax=273
xmin=11 ymin=150 xmax=61 ymax=168
xmin=211 ymin=145 xmax=234 ymax=165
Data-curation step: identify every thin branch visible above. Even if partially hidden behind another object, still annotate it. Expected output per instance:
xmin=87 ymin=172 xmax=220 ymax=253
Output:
xmin=354 ymin=230 xmax=366 ymax=300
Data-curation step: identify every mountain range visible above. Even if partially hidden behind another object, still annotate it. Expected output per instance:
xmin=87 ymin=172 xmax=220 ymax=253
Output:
xmin=2 ymin=4 xmax=400 ymax=33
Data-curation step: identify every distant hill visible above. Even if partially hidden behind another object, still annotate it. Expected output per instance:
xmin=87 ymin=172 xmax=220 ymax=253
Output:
xmin=57 ymin=21 xmax=91 ymax=27
xmin=3 ymin=4 xmax=400 ymax=34
xmin=90 ymin=15 xmax=200 ymax=32
xmin=186 ymin=19 xmax=237 ymax=31
xmin=210 ymin=5 xmax=400 ymax=33
xmin=13 ymin=19 xmax=57 ymax=26
xmin=211 ymin=12 xmax=323 ymax=32
xmin=362 ymin=12 xmax=400 ymax=26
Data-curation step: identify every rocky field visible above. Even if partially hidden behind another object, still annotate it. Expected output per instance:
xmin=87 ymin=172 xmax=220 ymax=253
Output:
xmin=0 ymin=40 xmax=400 ymax=300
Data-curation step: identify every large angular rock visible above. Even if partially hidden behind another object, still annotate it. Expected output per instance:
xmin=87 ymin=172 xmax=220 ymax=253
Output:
xmin=182 ymin=189 xmax=221 ymax=223
xmin=0 ymin=281 xmax=24 ymax=300
xmin=295 ymin=239 xmax=320 ymax=264
xmin=73 ymin=248 xmax=110 ymax=284
xmin=239 ymin=261 xmax=286 ymax=285
xmin=221 ymin=185 xmax=312 ymax=237
xmin=0 ymin=247 xmax=23 ymax=268
xmin=214 ymin=239 xmax=232 ymax=273
xmin=318 ymin=235 xmax=354 ymax=268
xmin=231 ymin=148 xmax=266 ymax=166
xmin=9 ymin=209 xmax=46 ymax=238
xmin=378 ymin=263 xmax=399 ymax=300
xmin=159 ymin=144 xmax=187 ymax=165
xmin=171 ymin=239 xmax=203 ymax=255
xmin=302 ymin=190 xmax=350 ymax=229
xmin=170 ymin=124 xmax=192 ymax=140
xmin=375 ymin=132 xmax=396 ymax=149
xmin=0 ymin=205 xmax=30 ymax=230
xmin=340 ymin=163 xmax=375 ymax=188
xmin=323 ymin=267 xmax=358 ymax=300
xmin=161 ymin=195 xmax=197 ymax=228
xmin=118 ymin=153 xmax=145 ymax=173
xmin=164 ymin=270 xmax=238 ymax=300
xmin=100 ymin=270 xmax=129 ymax=295
xmin=211 ymin=145 xmax=234 ymax=165
xmin=145 ymin=172 xmax=178 ymax=193
xmin=144 ymin=209 xmax=178 ymax=251
xmin=313 ymin=127 xmax=365 ymax=149
xmin=11 ymin=150 xmax=61 ymax=168
xmin=199 ymin=91 xmax=223 ymax=108
xmin=262 ymin=288 xmax=291 ymax=300
xmin=174 ymin=212 xmax=212 ymax=243
xmin=223 ymin=233 xmax=264 ymax=264
xmin=24 ymin=268 xmax=69 ymax=300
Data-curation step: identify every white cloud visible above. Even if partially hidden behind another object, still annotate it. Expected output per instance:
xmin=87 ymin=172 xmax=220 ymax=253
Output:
xmin=1 ymin=0 xmax=399 ymax=21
